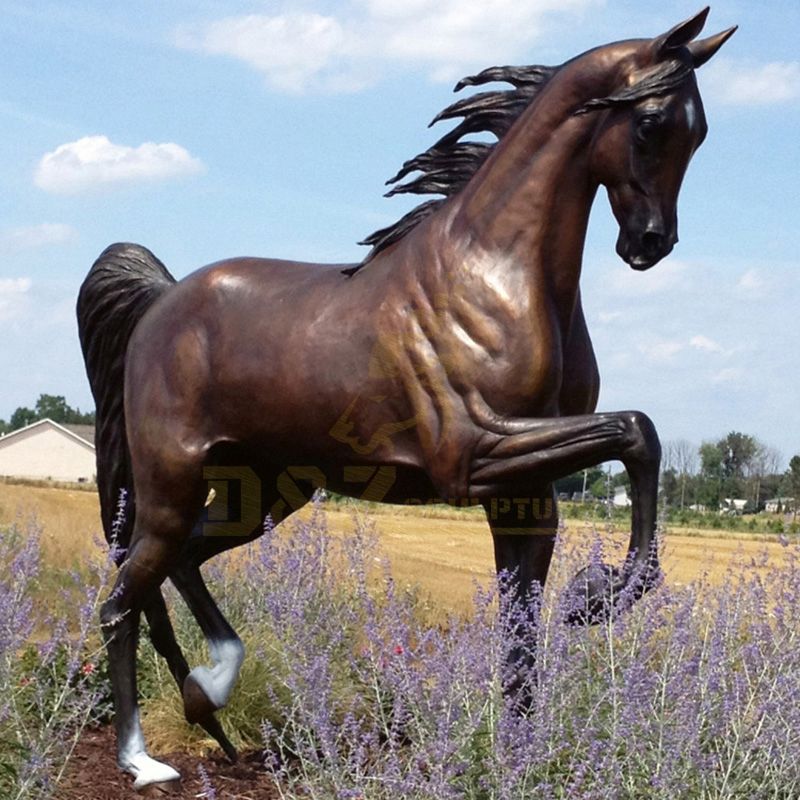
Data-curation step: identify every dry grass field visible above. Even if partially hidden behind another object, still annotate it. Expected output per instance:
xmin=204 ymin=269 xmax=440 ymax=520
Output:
xmin=0 ymin=480 xmax=103 ymax=567
xmin=0 ymin=480 xmax=790 ymax=613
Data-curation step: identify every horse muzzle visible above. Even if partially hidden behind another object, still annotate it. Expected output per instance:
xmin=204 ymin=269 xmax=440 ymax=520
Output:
xmin=617 ymin=225 xmax=677 ymax=271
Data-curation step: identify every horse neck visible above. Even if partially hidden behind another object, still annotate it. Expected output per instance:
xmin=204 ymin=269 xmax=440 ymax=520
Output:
xmin=450 ymin=64 xmax=608 ymax=303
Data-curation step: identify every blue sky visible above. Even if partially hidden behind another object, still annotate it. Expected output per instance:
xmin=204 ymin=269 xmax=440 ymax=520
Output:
xmin=1 ymin=1 xmax=798 ymax=465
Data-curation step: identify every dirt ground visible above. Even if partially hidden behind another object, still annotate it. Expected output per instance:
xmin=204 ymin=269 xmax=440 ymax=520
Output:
xmin=60 ymin=726 xmax=275 ymax=799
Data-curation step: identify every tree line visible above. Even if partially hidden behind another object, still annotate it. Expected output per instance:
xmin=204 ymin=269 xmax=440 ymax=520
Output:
xmin=558 ymin=431 xmax=800 ymax=513
xmin=0 ymin=394 xmax=95 ymax=435
xmin=661 ymin=433 xmax=799 ymax=512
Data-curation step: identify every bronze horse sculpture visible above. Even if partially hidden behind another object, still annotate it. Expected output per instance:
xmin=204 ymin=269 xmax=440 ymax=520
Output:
xmin=78 ymin=9 xmax=733 ymax=790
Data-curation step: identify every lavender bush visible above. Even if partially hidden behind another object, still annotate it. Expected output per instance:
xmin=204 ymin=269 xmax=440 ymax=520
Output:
xmin=0 ymin=519 xmax=111 ymax=799
xmin=135 ymin=503 xmax=800 ymax=799
xmin=4 ymin=502 xmax=800 ymax=799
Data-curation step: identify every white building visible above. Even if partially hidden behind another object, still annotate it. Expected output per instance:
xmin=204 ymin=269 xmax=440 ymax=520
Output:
xmin=720 ymin=498 xmax=748 ymax=515
xmin=765 ymin=497 xmax=795 ymax=513
xmin=0 ymin=419 xmax=96 ymax=483
xmin=612 ymin=485 xmax=632 ymax=508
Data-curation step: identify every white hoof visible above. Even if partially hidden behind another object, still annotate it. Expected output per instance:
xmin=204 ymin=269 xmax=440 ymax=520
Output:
xmin=122 ymin=752 xmax=181 ymax=790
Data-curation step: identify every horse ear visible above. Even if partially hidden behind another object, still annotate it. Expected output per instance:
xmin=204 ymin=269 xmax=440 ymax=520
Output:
xmin=652 ymin=7 xmax=710 ymax=56
xmin=688 ymin=26 xmax=738 ymax=68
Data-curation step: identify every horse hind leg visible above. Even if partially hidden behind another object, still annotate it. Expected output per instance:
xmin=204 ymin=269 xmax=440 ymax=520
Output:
xmin=142 ymin=590 xmax=238 ymax=762
xmin=168 ymin=563 xmax=245 ymax=728
xmin=101 ymin=479 xmax=204 ymax=790
xmin=166 ymin=464 xmax=305 ymax=728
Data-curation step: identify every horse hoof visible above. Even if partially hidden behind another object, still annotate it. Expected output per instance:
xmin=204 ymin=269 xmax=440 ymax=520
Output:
xmin=183 ymin=673 xmax=218 ymax=725
xmin=124 ymin=752 xmax=181 ymax=792
xmin=200 ymin=712 xmax=239 ymax=763
xmin=564 ymin=562 xmax=620 ymax=626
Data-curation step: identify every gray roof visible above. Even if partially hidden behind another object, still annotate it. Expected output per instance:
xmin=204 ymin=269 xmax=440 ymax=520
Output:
xmin=62 ymin=424 xmax=95 ymax=445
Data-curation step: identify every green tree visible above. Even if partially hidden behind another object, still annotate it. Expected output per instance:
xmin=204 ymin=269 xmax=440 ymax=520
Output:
xmin=589 ymin=468 xmax=627 ymax=500
xmin=720 ymin=431 xmax=758 ymax=486
xmin=697 ymin=441 xmax=724 ymax=508
xmin=694 ymin=432 xmax=785 ymax=513
xmin=3 ymin=394 xmax=95 ymax=433
xmin=554 ymin=466 xmax=604 ymax=498
xmin=34 ymin=394 xmax=71 ymax=424
xmin=788 ymin=455 xmax=800 ymax=513
xmin=9 ymin=406 xmax=37 ymax=430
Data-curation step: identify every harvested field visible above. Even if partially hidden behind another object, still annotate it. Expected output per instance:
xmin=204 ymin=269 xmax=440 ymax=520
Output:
xmin=0 ymin=481 xmax=789 ymax=612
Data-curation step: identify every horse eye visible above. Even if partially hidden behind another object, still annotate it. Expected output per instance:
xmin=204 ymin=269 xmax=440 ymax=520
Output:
xmin=635 ymin=114 xmax=662 ymax=144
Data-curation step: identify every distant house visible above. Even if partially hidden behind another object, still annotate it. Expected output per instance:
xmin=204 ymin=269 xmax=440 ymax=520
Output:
xmin=612 ymin=486 xmax=632 ymax=508
xmin=0 ymin=419 xmax=96 ymax=483
xmin=720 ymin=498 xmax=748 ymax=516
xmin=765 ymin=497 xmax=796 ymax=513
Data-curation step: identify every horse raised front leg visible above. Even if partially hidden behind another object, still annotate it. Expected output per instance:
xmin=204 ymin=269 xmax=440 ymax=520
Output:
xmin=471 ymin=411 xmax=661 ymax=622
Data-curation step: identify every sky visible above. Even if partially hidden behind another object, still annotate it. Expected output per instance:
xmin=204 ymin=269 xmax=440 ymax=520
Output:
xmin=1 ymin=0 xmax=798 ymax=465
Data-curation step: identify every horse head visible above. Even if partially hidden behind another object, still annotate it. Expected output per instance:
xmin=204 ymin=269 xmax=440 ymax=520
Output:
xmin=586 ymin=8 xmax=736 ymax=270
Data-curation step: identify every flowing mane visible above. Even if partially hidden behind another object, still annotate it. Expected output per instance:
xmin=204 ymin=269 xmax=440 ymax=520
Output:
xmin=351 ymin=52 xmax=694 ymax=274
xmin=349 ymin=63 xmax=559 ymax=272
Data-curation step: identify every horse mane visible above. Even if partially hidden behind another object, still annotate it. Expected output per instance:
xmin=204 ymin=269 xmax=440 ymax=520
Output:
xmin=347 ymin=53 xmax=694 ymax=275
xmin=345 ymin=64 xmax=558 ymax=274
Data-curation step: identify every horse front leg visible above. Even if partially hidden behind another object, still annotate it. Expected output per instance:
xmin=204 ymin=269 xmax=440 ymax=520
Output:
xmin=471 ymin=410 xmax=661 ymax=622
xmin=483 ymin=485 xmax=557 ymax=703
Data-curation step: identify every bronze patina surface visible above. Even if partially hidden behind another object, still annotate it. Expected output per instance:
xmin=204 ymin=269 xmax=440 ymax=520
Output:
xmin=77 ymin=9 xmax=734 ymax=790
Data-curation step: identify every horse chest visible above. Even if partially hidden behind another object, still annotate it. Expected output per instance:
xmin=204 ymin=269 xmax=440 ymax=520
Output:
xmin=415 ymin=286 xmax=568 ymax=418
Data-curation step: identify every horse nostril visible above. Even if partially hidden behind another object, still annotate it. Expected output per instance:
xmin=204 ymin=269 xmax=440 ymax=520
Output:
xmin=641 ymin=230 xmax=664 ymax=254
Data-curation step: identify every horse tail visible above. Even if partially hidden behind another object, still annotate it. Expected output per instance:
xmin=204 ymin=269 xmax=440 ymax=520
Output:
xmin=77 ymin=243 xmax=177 ymax=555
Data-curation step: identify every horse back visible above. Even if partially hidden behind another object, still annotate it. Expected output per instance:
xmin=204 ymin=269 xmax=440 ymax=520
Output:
xmin=123 ymin=256 xmax=426 ymax=472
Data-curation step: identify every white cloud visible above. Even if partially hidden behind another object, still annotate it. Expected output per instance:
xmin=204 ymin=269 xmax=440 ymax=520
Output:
xmin=0 ymin=277 xmax=32 ymax=323
xmin=598 ymin=310 xmax=622 ymax=324
xmin=34 ymin=135 xmax=204 ymax=194
xmin=637 ymin=338 xmax=684 ymax=363
xmin=178 ymin=13 xmax=349 ymax=93
xmin=0 ymin=278 xmax=32 ymax=294
xmin=736 ymin=268 xmax=765 ymax=293
xmin=703 ymin=58 xmax=800 ymax=107
xmin=689 ymin=334 xmax=724 ymax=354
xmin=176 ymin=0 xmax=600 ymax=93
xmin=0 ymin=223 xmax=78 ymax=252
xmin=712 ymin=367 xmax=744 ymax=384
